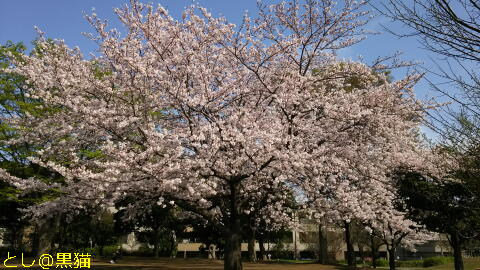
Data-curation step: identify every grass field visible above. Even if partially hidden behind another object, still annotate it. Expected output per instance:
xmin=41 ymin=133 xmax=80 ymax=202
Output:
xmin=363 ymin=257 xmax=480 ymax=270
xmin=406 ymin=257 xmax=480 ymax=270
xmin=0 ymin=256 xmax=478 ymax=270
xmin=88 ymin=257 xmax=340 ymax=270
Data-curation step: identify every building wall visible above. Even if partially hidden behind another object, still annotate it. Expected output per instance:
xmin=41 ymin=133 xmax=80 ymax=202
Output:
xmin=119 ymin=228 xmax=450 ymax=261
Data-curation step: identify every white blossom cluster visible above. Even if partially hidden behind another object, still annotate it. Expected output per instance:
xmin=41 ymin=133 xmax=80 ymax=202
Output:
xmin=1 ymin=0 xmax=451 ymax=246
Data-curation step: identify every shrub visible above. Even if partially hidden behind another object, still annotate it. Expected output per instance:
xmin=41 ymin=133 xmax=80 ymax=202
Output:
xmin=423 ymin=256 xmax=454 ymax=267
xmin=397 ymin=260 xmax=424 ymax=267
xmin=76 ymin=247 xmax=100 ymax=256
xmin=0 ymin=247 xmax=10 ymax=258
xmin=124 ymin=246 xmax=154 ymax=257
xmin=375 ymin=259 xmax=389 ymax=267
xmin=102 ymin=245 xmax=120 ymax=257
xmin=366 ymin=258 xmax=389 ymax=267
xmin=299 ymin=250 xmax=316 ymax=259
xmin=135 ymin=246 xmax=154 ymax=257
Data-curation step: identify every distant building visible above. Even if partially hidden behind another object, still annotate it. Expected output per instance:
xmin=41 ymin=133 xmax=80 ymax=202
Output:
xmin=117 ymin=220 xmax=451 ymax=261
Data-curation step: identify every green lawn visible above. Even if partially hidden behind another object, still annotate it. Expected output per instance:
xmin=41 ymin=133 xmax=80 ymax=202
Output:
xmin=373 ymin=257 xmax=480 ymax=270
xmin=0 ymin=256 xmax=478 ymax=270
xmin=427 ymin=257 xmax=480 ymax=270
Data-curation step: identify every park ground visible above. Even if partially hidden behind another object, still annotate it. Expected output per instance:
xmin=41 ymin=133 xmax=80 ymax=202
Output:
xmin=1 ymin=256 xmax=479 ymax=270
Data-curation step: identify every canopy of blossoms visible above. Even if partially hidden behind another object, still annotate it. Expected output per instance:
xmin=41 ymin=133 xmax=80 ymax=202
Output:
xmin=1 ymin=1 xmax=440 ymax=269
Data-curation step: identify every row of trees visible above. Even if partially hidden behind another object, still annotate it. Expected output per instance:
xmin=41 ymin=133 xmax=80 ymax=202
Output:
xmin=0 ymin=0 xmax=479 ymax=270
xmin=378 ymin=1 xmax=480 ymax=270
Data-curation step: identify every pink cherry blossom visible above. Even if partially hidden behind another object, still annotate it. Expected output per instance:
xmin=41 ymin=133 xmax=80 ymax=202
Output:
xmin=1 ymin=1 xmax=445 ymax=269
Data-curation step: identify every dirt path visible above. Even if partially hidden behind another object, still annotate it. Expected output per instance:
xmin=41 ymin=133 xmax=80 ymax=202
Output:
xmin=0 ymin=256 xmax=343 ymax=270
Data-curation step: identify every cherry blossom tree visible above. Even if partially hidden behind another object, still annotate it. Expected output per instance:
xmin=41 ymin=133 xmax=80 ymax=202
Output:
xmin=370 ymin=208 xmax=434 ymax=270
xmin=1 ymin=1 xmax=433 ymax=269
xmin=364 ymin=167 xmax=442 ymax=270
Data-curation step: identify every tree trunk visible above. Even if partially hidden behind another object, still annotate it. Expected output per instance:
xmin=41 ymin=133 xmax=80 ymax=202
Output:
xmin=450 ymin=232 xmax=464 ymax=270
xmin=370 ymin=235 xmax=378 ymax=269
xmin=31 ymin=225 xmax=39 ymax=256
xmin=35 ymin=218 xmax=58 ymax=256
xmin=170 ymin=230 xmax=177 ymax=258
xmin=224 ymin=180 xmax=243 ymax=270
xmin=358 ymin=244 xmax=365 ymax=264
xmin=154 ymin=241 xmax=160 ymax=258
xmin=9 ymin=227 xmax=20 ymax=251
xmin=258 ymin=234 xmax=266 ymax=261
xmin=318 ymin=223 xmax=328 ymax=264
xmin=224 ymin=220 xmax=242 ymax=270
xmin=153 ymin=228 xmax=160 ymax=258
xmin=344 ymin=221 xmax=355 ymax=267
xmin=248 ymin=230 xmax=256 ymax=262
xmin=293 ymin=229 xmax=298 ymax=260
xmin=387 ymin=247 xmax=396 ymax=270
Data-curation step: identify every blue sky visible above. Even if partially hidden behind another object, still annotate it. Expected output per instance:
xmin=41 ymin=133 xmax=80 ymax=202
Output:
xmin=0 ymin=1 xmax=426 ymax=64
xmin=0 ymin=1 xmax=259 ymax=53
xmin=0 ymin=0 xmax=447 ymax=138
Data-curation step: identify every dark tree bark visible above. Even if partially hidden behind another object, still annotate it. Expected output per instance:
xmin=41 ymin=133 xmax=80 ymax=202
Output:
xmin=387 ymin=246 xmax=396 ymax=270
xmin=170 ymin=230 xmax=177 ymax=258
xmin=247 ymin=230 xmax=256 ymax=262
xmin=370 ymin=235 xmax=378 ymax=269
xmin=344 ymin=221 xmax=356 ymax=267
xmin=258 ymin=234 xmax=266 ymax=261
xmin=153 ymin=227 xmax=160 ymax=258
xmin=31 ymin=225 xmax=39 ymax=256
xmin=35 ymin=218 xmax=58 ymax=256
xmin=450 ymin=231 xmax=464 ymax=270
xmin=358 ymin=244 xmax=365 ymax=264
xmin=318 ymin=223 xmax=328 ymax=264
xmin=9 ymin=228 xmax=19 ymax=251
xmin=224 ymin=219 xmax=242 ymax=270
xmin=224 ymin=180 xmax=243 ymax=270
xmin=153 ymin=241 xmax=160 ymax=258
